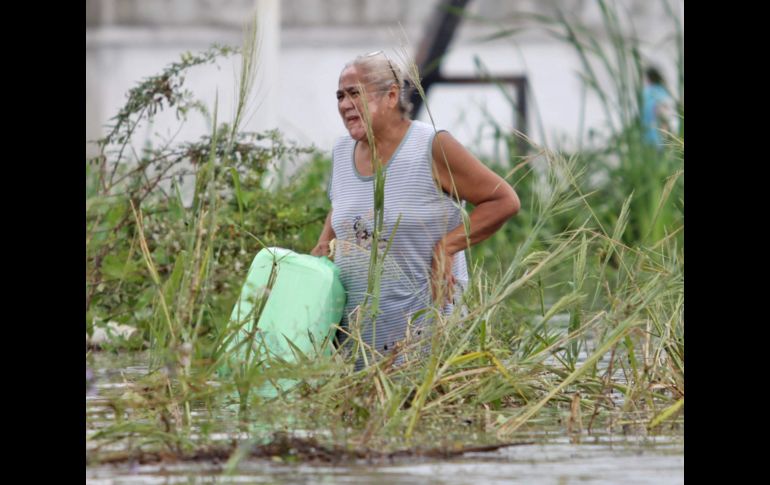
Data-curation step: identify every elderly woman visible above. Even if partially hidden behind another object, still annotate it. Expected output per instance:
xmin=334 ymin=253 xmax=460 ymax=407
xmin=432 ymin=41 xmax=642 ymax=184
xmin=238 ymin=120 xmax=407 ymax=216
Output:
xmin=311 ymin=51 xmax=520 ymax=366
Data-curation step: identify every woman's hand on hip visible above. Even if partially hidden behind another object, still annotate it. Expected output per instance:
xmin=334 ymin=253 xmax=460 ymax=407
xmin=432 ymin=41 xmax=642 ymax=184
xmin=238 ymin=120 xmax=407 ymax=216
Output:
xmin=431 ymin=243 xmax=456 ymax=306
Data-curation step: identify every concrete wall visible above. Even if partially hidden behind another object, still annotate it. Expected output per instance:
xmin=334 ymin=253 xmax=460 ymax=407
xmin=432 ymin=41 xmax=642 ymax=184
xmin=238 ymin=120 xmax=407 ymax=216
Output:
xmin=86 ymin=0 xmax=675 ymax=35
xmin=86 ymin=0 xmax=683 ymax=160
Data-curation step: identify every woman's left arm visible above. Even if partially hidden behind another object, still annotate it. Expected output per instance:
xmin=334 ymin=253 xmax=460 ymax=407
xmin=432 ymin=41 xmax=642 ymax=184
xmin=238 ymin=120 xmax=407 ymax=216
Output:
xmin=430 ymin=131 xmax=520 ymax=301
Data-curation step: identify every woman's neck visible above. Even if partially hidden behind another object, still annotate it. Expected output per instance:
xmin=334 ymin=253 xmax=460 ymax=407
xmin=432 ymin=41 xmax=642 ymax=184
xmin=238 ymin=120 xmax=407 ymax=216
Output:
xmin=355 ymin=117 xmax=411 ymax=174
xmin=360 ymin=117 xmax=410 ymax=153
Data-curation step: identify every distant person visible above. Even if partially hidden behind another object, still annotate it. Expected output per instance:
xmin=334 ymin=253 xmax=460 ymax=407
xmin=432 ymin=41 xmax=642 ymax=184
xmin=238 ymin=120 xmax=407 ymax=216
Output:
xmin=641 ymin=67 xmax=679 ymax=149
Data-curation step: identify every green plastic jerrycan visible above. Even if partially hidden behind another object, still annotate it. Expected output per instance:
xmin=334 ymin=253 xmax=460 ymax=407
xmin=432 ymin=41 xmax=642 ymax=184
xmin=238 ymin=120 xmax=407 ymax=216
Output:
xmin=218 ymin=247 xmax=345 ymax=395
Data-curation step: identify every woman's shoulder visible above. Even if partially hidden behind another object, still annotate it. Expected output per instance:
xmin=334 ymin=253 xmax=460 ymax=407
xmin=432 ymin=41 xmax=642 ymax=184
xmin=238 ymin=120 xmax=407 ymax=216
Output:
xmin=333 ymin=133 xmax=356 ymax=150
xmin=331 ymin=134 xmax=356 ymax=162
xmin=405 ymin=120 xmax=450 ymax=153
xmin=412 ymin=120 xmax=455 ymax=145
xmin=410 ymin=119 xmax=444 ymax=136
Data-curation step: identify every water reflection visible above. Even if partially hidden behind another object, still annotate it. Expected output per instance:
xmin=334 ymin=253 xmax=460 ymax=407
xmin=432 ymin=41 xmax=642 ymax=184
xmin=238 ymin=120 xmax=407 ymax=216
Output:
xmin=86 ymin=351 xmax=683 ymax=484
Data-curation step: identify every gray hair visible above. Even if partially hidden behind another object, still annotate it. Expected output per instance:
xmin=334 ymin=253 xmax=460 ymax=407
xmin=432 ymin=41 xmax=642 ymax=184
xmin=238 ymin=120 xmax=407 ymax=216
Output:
xmin=344 ymin=51 xmax=414 ymax=119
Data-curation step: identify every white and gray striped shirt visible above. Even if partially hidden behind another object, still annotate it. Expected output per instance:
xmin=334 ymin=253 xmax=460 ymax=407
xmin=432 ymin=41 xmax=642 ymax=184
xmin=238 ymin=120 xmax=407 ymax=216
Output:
xmin=329 ymin=120 xmax=469 ymax=364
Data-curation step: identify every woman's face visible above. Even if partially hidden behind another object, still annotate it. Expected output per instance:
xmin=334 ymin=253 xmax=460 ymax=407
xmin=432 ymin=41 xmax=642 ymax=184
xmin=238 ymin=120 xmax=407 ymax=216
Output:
xmin=337 ymin=66 xmax=390 ymax=141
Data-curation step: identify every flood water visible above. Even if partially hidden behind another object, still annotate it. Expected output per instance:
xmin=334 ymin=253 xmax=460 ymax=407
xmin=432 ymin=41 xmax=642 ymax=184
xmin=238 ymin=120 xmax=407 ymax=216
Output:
xmin=86 ymin=351 xmax=683 ymax=484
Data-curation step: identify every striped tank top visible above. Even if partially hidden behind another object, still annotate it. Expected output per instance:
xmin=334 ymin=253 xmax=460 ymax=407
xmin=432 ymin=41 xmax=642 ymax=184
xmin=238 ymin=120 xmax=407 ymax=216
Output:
xmin=328 ymin=120 xmax=469 ymax=362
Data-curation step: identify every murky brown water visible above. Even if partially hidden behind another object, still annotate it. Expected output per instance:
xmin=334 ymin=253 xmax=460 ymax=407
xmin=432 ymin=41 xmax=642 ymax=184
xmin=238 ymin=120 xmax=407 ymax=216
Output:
xmin=86 ymin=351 xmax=683 ymax=485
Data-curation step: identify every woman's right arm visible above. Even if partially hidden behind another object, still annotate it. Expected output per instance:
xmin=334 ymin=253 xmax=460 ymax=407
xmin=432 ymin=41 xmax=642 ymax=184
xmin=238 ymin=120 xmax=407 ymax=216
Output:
xmin=311 ymin=210 xmax=335 ymax=256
